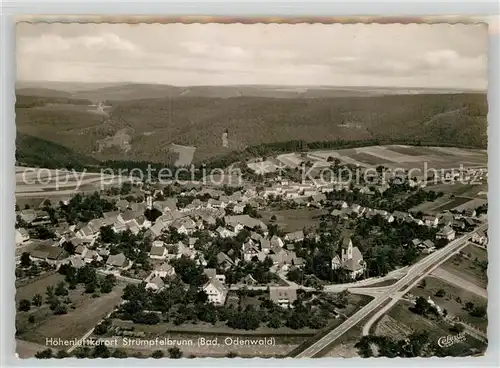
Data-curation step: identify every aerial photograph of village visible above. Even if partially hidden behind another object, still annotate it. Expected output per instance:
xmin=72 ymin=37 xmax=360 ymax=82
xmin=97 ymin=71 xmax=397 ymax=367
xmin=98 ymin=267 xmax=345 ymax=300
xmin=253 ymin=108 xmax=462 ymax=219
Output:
xmin=14 ymin=21 xmax=488 ymax=359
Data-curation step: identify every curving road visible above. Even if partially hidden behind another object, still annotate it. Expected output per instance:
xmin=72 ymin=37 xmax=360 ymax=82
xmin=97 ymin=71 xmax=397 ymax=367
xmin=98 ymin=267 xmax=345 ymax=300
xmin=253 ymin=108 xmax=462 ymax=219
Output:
xmin=295 ymin=222 xmax=488 ymax=358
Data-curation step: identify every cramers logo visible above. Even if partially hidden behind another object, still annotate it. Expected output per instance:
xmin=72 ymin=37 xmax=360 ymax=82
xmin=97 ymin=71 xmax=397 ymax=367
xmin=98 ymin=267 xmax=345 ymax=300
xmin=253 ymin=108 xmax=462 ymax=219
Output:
xmin=437 ymin=332 xmax=467 ymax=348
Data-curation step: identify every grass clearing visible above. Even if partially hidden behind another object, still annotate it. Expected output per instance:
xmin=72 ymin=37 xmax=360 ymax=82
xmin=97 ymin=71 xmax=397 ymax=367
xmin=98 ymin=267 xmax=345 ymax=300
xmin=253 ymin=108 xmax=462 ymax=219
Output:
xmin=16 ymin=280 xmax=125 ymax=345
xmin=432 ymin=196 xmax=474 ymax=213
xmin=387 ymin=300 xmax=486 ymax=355
xmin=441 ymin=244 xmax=488 ymax=289
xmin=261 ymin=208 xmax=328 ymax=233
xmin=409 ymin=277 xmax=487 ymax=331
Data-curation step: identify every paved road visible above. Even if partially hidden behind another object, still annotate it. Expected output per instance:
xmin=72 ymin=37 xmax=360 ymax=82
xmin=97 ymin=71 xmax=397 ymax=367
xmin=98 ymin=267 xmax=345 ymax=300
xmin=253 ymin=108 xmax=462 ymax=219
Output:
xmin=295 ymin=223 xmax=487 ymax=358
xmin=431 ymin=267 xmax=487 ymax=299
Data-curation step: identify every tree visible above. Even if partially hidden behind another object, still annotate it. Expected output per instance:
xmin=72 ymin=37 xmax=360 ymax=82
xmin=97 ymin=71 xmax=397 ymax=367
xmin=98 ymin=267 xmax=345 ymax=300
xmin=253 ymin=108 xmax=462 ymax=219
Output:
xmin=435 ymin=289 xmax=446 ymax=298
xmin=28 ymin=315 xmax=35 ymax=323
xmin=418 ymin=279 xmax=426 ymax=289
xmin=92 ymin=343 xmax=111 ymax=358
xmin=45 ymin=285 xmax=54 ymax=298
xmin=168 ymin=346 xmax=183 ymax=359
xmin=56 ymin=350 xmax=70 ymax=359
xmin=35 ymin=349 xmax=53 ymax=359
xmin=55 ymin=281 xmax=68 ymax=296
xmin=112 ymin=349 xmax=128 ymax=358
xmin=151 ymin=350 xmax=165 ymax=359
xmin=20 ymin=252 xmax=31 ymax=268
xmin=32 ymin=293 xmax=43 ymax=307
xmin=470 ymin=305 xmax=487 ymax=318
xmin=53 ymin=304 xmax=68 ymax=315
xmin=464 ymin=301 xmax=474 ymax=312
xmin=413 ymin=296 xmax=430 ymax=316
xmin=18 ymin=299 xmax=31 ymax=312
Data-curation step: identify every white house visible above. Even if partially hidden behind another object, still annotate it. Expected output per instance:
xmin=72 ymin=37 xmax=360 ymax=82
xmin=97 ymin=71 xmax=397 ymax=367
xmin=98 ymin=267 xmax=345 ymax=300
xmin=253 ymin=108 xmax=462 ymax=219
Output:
xmin=153 ymin=262 xmax=176 ymax=278
xmin=202 ymin=278 xmax=228 ymax=305
xmin=15 ymin=228 xmax=30 ymax=245
xmin=436 ymin=225 xmax=456 ymax=241
xmin=149 ymin=246 xmax=168 ymax=260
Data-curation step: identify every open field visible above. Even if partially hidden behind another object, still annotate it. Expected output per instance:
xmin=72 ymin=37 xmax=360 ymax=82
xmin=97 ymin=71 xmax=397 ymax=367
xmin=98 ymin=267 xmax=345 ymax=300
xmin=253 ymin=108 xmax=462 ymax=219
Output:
xmin=302 ymin=145 xmax=487 ymax=174
xmin=440 ymin=243 xmax=488 ymax=289
xmin=424 ymin=182 xmax=488 ymax=198
xmin=16 ymin=273 xmax=125 ymax=347
xmin=431 ymin=197 xmax=476 ymax=213
xmin=409 ymin=277 xmax=488 ymax=332
xmin=386 ymin=300 xmax=486 ymax=355
xmin=261 ymin=208 xmax=328 ymax=233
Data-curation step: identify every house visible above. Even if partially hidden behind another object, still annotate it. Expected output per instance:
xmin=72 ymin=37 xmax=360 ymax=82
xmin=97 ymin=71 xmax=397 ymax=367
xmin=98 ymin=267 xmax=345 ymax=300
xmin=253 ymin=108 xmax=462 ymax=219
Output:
xmin=83 ymin=250 xmax=102 ymax=263
xmin=153 ymin=262 xmax=176 ymax=278
xmin=106 ymin=253 xmax=128 ymax=268
xmin=260 ymin=238 xmax=271 ymax=253
xmin=130 ymin=202 xmax=146 ymax=214
xmin=134 ymin=215 xmax=151 ymax=229
xmin=411 ymin=238 xmax=422 ymax=247
xmin=172 ymin=218 xmax=196 ymax=235
xmin=422 ymin=239 xmax=435 ymax=249
xmin=146 ymin=274 xmax=165 ymax=291
xmin=19 ymin=209 xmax=37 ymax=224
xmin=88 ymin=219 xmax=104 ymax=233
xmin=15 ymin=228 xmax=30 ymax=245
xmin=204 ymin=268 xmax=226 ymax=284
xmin=436 ymin=225 xmax=456 ymax=241
xmin=216 ymin=226 xmax=234 ymax=239
xmin=269 ymin=287 xmax=297 ymax=308
xmin=224 ymin=215 xmax=268 ymax=233
xmin=438 ymin=212 xmax=454 ymax=227
xmin=112 ymin=220 xmax=127 ymax=233
xmin=241 ymin=274 xmax=258 ymax=286
xmin=202 ymin=277 xmax=228 ymax=305
xmin=233 ymin=203 xmax=246 ymax=214
xmin=332 ymin=200 xmax=348 ymax=209
xmin=452 ymin=220 xmax=466 ymax=230
xmin=217 ymin=252 xmax=235 ymax=270
xmin=423 ymin=215 xmax=439 ymax=227
xmin=145 ymin=221 xmax=165 ymax=239
xmin=153 ymin=198 xmax=178 ymax=213
xmin=76 ymin=225 xmax=95 ymax=239
xmin=115 ymin=199 xmax=129 ymax=211
xmin=331 ymin=235 xmax=366 ymax=278
xmin=242 ymin=240 xmax=259 ymax=262
xmin=149 ymin=246 xmax=168 ymax=260
xmin=117 ymin=210 xmax=136 ymax=224
xmin=74 ymin=245 xmax=88 ymax=258
xmin=472 ymin=230 xmax=488 ymax=246
xmin=270 ymin=235 xmax=284 ymax=248
xmin=70 ymin=258 xmax=86 ymax=269
xmin=285 ymin=230 xmax=304 ymax=243
xmin=126 ymin=221 xmax=141 ymax=235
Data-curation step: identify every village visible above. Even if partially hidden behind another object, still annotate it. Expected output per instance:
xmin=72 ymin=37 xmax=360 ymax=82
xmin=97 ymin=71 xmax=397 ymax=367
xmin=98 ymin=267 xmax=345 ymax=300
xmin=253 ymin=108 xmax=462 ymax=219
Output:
xmin=15 ymin=161 xmax=488 ymax=315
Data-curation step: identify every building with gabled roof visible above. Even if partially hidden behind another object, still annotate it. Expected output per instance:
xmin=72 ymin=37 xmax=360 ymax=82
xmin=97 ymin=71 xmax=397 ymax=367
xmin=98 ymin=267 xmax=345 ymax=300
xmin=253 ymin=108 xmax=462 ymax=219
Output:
xmin=269 ymin=287 xmax=297 ymax=308
xmin=202 ymin=277 xmax=228 ymax=305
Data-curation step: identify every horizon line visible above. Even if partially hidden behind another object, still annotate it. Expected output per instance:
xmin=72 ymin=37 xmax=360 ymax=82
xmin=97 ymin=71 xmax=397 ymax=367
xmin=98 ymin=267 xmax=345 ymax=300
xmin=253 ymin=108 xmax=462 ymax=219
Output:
xmin=15 ymin=80 xmax=487 ymax=92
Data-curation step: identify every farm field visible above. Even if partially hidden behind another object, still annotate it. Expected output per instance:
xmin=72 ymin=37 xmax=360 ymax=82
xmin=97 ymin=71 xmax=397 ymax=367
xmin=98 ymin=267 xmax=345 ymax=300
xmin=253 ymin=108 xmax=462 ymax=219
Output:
xmin=424 ymin=182 xmax=488 ymax=198
xmin=440 ymin=243 xmax=488 ymax=289
xmin=303 ymin=145 xmax=487 ymax=173
xmin=261 ymin=208 xmax=328 ymax=233
xmin=409 ymin=277 xmax=488 ymax=332
xmin=16 ymin=273 xmax=125 ymax=347
xmin=431 ymin=197 xmax=475 ymax=213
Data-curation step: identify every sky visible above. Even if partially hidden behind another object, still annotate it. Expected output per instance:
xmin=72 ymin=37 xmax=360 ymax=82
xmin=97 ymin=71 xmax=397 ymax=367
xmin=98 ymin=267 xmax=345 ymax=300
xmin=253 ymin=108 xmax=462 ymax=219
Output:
xmin=16 ymin=22 xmax=489 ymax=90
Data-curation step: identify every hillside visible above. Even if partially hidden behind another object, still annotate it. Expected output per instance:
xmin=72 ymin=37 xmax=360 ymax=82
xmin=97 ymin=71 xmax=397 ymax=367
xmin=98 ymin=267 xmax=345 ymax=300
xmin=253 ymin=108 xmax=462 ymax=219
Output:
xmin=15 ymin=133 xmax=99 ymax=169
xmin=15 ymin=92 xmax=488 ymax=164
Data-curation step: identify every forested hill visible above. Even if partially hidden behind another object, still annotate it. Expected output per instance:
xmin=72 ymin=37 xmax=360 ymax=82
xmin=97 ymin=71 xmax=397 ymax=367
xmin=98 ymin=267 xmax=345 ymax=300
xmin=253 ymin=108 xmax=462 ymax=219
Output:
xmin=15 ymin=92 xmax=487 ymax=165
